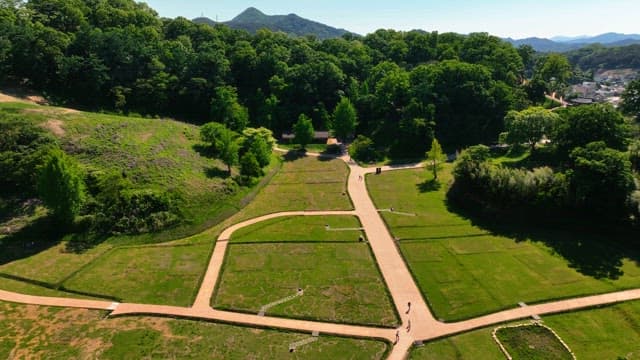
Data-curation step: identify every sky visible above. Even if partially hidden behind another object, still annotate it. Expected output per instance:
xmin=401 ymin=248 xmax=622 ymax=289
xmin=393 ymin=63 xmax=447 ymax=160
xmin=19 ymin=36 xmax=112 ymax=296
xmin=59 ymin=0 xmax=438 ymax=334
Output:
xmin=143 ymin=0 xmax=640 ymax=39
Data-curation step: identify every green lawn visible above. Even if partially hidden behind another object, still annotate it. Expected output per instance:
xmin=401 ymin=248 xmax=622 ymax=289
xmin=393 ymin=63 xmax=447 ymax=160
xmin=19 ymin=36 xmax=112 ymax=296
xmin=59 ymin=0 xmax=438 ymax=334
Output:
xmin=496 ymin=325 xmax=573 ymax=360
xmin=62 ymin=243 xmax=212 ymax=306
xmin=231 ymin=216 xmax=364 ymax=243
xmin=237 ymin=153 xmax=352 ymax=220
xmin=411 ymin=301 xmax=640 ymax=360
xmin=214 ymin=228 xmax=398 ymax=326
xmin=367 ymin=166 xmax=640 ymax=321
xmin=0 ymin=301 xmax=389 ymax=359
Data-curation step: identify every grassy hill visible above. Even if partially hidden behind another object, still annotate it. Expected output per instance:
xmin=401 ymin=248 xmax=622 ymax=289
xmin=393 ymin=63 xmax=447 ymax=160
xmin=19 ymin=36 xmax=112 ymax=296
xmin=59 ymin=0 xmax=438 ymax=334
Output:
xmin=0 ymin=100 xmax=276 ymax=245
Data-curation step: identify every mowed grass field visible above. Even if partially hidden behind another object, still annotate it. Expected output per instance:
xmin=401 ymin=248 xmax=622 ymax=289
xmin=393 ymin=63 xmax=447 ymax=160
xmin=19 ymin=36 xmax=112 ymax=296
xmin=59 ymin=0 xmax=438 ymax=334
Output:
xmin=0 ymin=301 xmax=389 ymax=360
xmin=237 ymin=153 xmax=352 ymax=220
xmin=231 ymin=216 xmax=364 ymax=243
xmin=367 ymin=165 xmax=640 ymax=321
xmin=411 ymin=300 xmax=640 ymax=360
xmin=214 ymin=216 xmax=398 ymax=327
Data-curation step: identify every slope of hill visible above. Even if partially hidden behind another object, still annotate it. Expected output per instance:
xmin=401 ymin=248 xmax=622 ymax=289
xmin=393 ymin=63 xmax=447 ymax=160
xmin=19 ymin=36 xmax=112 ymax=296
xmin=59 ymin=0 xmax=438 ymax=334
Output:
xmin=0 ymin=97 xmax=273 ymax=244
xmin=193 ymin=7 xmax=352 ymax=39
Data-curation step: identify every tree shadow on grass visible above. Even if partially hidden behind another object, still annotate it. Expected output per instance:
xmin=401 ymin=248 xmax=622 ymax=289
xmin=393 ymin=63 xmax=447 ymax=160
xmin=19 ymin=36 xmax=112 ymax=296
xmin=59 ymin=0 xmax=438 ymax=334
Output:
xmin=282 ymin=150 xmax=307 ymax=162
xmin=417 ymin=179 xmax=442 ymax=193
xmin=445 ymin=199 xmax=639 ymax=280
xmin=204 ymin=166 xmax=230 ymax=179
xmin=0 ymin=216 xmax=64 ymax=266
xmin=192 ymin=143 xmax=215 ymax=159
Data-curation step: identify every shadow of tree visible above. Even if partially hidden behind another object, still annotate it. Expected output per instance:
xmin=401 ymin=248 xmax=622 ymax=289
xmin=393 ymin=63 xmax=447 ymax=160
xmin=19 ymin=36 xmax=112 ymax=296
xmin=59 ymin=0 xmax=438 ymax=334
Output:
xmin=417 ymin=179 xmax=442 ymax=193
xmin=0 ymin=216 xmax=64 ymax=266
xmin=205 ymin=166 xmax=230 ymax=179
xmin=282 ymin=150 xmax=306 ymax=162
xmin=192 ymin=143 xmax=215 ymax=159
xmin=445 ymin=199 xmax=639 ymax=280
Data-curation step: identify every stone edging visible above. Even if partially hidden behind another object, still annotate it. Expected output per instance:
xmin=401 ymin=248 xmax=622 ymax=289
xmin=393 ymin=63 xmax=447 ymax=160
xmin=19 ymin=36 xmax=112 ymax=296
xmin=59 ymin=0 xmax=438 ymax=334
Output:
xmin=492 ymin=322 xmax=576 ymax=360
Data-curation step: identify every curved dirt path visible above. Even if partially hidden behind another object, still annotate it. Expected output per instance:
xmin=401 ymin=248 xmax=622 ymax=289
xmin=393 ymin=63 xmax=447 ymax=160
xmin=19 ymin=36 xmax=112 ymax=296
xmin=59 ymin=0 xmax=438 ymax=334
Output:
xmin=2 ymin=149 xmax=640 ymax=359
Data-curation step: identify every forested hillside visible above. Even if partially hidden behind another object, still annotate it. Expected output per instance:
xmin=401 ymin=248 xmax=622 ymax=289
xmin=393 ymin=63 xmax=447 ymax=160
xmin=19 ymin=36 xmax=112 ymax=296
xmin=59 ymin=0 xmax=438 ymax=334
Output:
xmin=0 ymin=0 xmax=554 ymax=155
xmin=565 ymin=44 xmax=640 ymax=71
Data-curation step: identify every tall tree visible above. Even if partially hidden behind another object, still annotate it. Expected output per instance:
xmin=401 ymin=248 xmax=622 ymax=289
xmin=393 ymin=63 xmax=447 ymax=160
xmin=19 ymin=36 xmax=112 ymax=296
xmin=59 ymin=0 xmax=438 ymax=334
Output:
xmin=332 ymin=97 xmax=358 ymax=142
xmin=553 ymin=104 xmax=629 ymax=155
xmin=426 ymin=138 xmax=445 ymax=180
xmin=293 ymin=114 xmax=314 ymax=149
xmin=218 ymin=128 xmax=240 ymax=175
xmin=211 ymin=86 xmax=249 ymax=132
xmin=504 ymin=107 xmax=559 ymax=152
xmin=569 ymin=141 xmax=635 ymax=218
xmin=621 ymin=78 xmax=640 ymax=121
xmin=37 ymin=149 xmax=85 ymax=225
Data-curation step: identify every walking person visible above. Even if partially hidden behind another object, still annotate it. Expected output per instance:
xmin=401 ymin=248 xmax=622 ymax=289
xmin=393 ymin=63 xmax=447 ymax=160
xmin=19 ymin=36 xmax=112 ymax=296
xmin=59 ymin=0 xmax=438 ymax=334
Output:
xmin=406 ymin=301 xmax=411 ymax=314
xmin=394 ymin=330 xmax=399 ymax=345
xmin=406 ymin=319 xmax=411 ymax=332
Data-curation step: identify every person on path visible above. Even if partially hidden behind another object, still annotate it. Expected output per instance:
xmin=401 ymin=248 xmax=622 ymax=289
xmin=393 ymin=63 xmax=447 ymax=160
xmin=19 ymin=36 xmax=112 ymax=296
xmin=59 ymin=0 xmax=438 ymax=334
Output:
xmin=394 ymin=330 xmax=399 ymax=345
xmin=406 ymin=319 xmax=411 ymax=332
xmin=406 ymin=301 xmax=411 ymax=314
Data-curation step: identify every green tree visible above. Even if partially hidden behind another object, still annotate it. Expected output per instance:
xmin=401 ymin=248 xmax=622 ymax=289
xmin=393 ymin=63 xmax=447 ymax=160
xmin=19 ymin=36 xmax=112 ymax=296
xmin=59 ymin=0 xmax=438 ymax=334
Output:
xmin=426 ymin=138 xmax=446 ymax=180
xmin=37 ymin=149 xmax=85 ymax=225
xmin=218 ymin=128 xmax=239 ymax=175
xmin=200 ymin=121 xmax=227 ymax=152
xmin=249 ymin=136 xmax=271 ymax=168
xmin=504 ymin=107 xmax=559 ymax=152
xmin=240 ymin=151 xmax=262 ymax=178
xmin=348 ymin=135 xmax=378 ymax=162
xmin=621 ymin=78 xmax=640 ymax=121
xmin=536 ymin=53 xmax=572 ymax=92
xmin=332 ymin=97 xmax=358 ymax=142
xmin=293 ymin=114 xmax=314 ymax=149
xmin=211 ymin=86 xmax=249 ymax=132
xmin=553 ymin=104 xmax=629 ymax=155
xmin=569 ymin=141 xmax=635 ymax=218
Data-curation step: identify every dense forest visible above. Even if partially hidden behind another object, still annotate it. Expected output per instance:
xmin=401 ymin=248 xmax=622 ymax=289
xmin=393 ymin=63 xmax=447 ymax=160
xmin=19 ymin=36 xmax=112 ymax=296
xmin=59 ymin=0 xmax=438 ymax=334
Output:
xmin=565 ymin=44 xmax=640 ymax=72
xmin=0 ymin=0 xmax=579 ymax=156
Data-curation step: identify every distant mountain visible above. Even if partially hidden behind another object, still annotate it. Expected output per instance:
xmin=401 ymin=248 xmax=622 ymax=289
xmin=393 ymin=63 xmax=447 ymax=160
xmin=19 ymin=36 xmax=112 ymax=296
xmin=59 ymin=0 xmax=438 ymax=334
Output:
xmin=550 ymin=35 xmax=589 ymax=42
xmin=505 ymin=37 xmax=580 ymax=52
xmin=193 ymin=7 xmax=352 ymax=40
xmin=563 ymin=32 xmax=640 ymax=45
xmin=505 ymin=32 xmax=640 ymax=52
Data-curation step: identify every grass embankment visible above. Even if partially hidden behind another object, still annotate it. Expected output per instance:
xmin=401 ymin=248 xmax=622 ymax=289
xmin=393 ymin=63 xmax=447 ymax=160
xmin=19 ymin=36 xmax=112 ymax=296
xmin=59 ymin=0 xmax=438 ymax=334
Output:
xmin=411 ymin=301 xmax=640 ymax=360
xmin=367 ymin=165 xmax=640 ymax=321
xmin=0 ymin=301 xmax=389 ymax=359
xmin=213 ymin=215 xmax=398 ymax=327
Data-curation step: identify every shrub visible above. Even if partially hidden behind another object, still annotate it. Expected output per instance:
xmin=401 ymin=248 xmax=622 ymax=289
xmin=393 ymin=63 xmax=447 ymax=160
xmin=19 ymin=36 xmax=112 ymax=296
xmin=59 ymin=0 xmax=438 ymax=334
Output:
xmin=349 ymin=135 xmax=379 ymax=162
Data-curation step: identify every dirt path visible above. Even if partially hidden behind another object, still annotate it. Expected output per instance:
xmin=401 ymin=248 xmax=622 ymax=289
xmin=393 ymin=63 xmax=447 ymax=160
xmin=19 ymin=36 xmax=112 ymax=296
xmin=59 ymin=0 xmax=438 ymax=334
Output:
xmin=1 ymin=149 xmax=640 ymax=359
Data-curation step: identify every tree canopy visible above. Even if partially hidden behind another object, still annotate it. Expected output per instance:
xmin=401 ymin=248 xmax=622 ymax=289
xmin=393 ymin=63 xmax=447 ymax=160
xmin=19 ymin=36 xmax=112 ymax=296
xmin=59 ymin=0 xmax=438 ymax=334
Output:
xmin=37 ymin=149 xmax=85 ymax=225
xmin=293 ymin=114 xmax=314 ymax=149
xmin=504 ymin=107 xmax=559 ymax=151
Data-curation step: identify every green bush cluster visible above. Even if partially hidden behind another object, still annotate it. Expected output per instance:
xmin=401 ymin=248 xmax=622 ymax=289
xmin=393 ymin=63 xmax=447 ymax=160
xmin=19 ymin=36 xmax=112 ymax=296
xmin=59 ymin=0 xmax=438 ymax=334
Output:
xmin=83 ymin=172 xmax=180 ymax=235
xmin=450 ymin=104 xmax=638 ymax=223
xmin=450 ymin=145 xmax=568 ymax=216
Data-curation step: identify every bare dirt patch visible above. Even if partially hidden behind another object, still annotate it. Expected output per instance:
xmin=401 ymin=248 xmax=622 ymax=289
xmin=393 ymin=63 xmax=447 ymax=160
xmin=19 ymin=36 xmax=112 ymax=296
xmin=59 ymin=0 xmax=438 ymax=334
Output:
xmin=42 ymin=119 xmax=65 ymax=137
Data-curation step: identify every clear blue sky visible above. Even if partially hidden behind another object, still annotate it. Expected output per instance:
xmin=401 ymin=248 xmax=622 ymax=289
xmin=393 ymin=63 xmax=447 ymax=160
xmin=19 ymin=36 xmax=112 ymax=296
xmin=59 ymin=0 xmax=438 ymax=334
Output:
xmin=143 ymin=0 xmax=639 ymax=39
